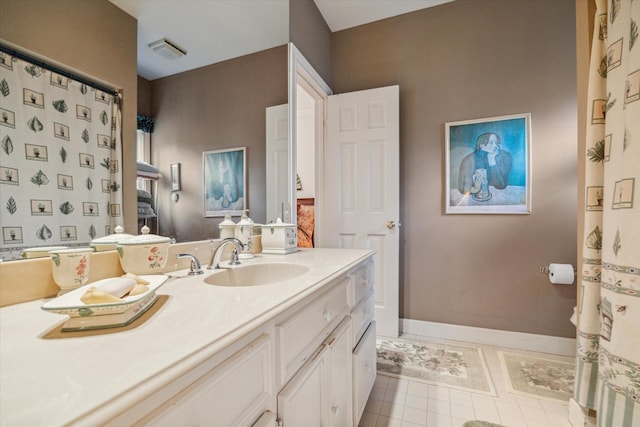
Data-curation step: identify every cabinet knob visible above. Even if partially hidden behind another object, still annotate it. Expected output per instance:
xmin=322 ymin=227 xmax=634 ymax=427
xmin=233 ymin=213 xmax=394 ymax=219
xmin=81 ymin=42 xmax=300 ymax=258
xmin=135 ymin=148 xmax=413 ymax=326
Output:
xmin=331 ymin=405 xmax=340 ymax=415
xmin=322 ymin=310 xmax=332 ymax=322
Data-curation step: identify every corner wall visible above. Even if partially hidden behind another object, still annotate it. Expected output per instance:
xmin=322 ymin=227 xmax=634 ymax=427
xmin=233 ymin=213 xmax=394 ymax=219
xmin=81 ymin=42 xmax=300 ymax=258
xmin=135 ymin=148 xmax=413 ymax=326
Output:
xmin=290 ymin=0 xmax=332 ymax=86
xmin=332 ymin=0 xmax=578 ymax=337
xmin=150 ymin=46 xmax=288 ymax=242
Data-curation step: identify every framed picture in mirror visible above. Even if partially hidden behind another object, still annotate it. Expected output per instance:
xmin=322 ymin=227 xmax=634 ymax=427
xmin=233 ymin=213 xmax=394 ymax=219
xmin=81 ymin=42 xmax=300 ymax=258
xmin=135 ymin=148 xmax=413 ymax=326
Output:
xmin=203 ymin=147 xmax=246 ymax=217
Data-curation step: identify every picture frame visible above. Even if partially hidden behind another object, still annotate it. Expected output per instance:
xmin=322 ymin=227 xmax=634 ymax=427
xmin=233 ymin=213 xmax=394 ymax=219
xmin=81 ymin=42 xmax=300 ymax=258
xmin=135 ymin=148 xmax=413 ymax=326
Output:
xmin=445 ymin=113 xmax=531 ymax=214
xmin=203 ymin=147 xmax=246 ymax=217
xmin=170 ymin=162 xmax=181 ymax=192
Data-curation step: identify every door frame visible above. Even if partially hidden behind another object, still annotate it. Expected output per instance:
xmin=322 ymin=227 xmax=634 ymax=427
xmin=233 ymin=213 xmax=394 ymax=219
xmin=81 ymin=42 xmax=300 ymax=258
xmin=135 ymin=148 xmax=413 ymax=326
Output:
xmin=288 ymin=43 xmax=332 ymax=231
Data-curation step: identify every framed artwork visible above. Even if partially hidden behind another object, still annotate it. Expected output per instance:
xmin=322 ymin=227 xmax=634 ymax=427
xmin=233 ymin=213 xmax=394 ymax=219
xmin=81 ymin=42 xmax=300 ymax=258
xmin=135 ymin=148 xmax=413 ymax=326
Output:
xmin=203 ymin=147 xmax=246 ymax=217
xmin=445 ymin=113 xmax=531 ymax=214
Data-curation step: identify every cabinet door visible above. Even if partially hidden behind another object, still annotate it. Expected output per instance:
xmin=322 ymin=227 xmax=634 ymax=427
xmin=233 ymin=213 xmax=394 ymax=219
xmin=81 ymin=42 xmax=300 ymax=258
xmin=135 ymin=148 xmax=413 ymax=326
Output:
xmin=139 ymin=335 xmax=274 ymax=427
xmin=277 ymin=345 xmax=328 ymax=427
xmin=327 ymin=317 xmax=353 ymax=427
xmin=353 ymin=322 xmax=377 ymax=426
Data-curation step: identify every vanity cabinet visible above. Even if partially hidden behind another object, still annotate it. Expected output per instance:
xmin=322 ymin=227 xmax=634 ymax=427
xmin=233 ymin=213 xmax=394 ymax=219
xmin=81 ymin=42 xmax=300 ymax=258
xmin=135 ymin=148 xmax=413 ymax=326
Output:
xmin=121 ymin=257 xmax=374 ymax=427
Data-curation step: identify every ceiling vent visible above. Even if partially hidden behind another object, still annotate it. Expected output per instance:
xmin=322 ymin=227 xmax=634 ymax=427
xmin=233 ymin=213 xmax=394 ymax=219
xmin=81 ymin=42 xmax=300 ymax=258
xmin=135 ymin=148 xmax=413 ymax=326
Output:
xmin=148 ymin=38 xmax=187 ymax=61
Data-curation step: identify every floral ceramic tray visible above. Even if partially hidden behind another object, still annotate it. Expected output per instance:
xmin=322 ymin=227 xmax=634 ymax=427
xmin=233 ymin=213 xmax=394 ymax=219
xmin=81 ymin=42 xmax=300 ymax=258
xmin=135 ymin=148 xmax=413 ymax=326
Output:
xmin=42 ymin=275 xmax=168 ymax=317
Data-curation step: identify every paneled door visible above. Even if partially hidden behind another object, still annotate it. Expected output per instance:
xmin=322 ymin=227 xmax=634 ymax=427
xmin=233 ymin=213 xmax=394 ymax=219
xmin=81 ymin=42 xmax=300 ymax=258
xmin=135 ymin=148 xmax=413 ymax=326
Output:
xmin=323 ymin=86 xmax=400 ymax=338
xmin=265 ymin=104 xmax=290 ymax=223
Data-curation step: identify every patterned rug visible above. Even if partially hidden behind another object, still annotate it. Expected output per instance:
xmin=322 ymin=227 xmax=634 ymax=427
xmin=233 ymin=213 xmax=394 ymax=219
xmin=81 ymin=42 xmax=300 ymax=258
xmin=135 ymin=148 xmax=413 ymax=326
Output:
xmin=498 ymin=351 xmax=575 ymax=402
xmin=463 ymin=422 xmax=507 ymax=427
xmin=376 ymin=337 xmax=496 ymax=396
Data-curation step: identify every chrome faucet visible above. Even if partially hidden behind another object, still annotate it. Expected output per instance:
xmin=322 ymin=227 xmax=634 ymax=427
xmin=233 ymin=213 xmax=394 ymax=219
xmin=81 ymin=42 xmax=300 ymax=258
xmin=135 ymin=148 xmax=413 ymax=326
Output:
xmin=176 ymin=253 xmax=204 ymax=275
xmin=208 ymin=238 xmax=245 ymax=270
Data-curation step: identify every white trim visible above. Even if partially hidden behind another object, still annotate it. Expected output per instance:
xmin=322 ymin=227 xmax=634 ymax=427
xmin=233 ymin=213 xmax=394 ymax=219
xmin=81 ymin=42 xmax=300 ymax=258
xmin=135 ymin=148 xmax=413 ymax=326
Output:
xmin=288 ymin=43 xmax=332 ymax=231
xmin=569 ymin=398 xmax=597 ymax=426
xmin=400 ymin=318 xmax=576 ymax=357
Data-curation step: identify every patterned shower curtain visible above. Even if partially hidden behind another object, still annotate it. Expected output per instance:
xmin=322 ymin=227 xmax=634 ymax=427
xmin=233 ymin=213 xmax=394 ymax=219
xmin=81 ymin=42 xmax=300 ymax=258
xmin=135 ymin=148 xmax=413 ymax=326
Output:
xmin=0 ymin=52 xmax=123 ymax=260
xmin=574 ymin=0 xmax=639 ymax=425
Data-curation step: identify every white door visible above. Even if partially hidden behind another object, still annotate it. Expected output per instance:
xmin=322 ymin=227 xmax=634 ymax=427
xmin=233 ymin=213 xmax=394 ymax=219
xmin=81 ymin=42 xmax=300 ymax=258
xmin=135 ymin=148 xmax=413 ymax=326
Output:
xmin=323 ymin=85 xmax=400 ymax=338
xmin=265 ymin=104 xmax=290 ymax=223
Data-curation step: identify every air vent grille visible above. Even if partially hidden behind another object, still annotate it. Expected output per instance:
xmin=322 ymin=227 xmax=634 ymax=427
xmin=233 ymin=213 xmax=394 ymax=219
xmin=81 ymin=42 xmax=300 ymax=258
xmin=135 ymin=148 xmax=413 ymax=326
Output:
xmin=147 ymin=38 xmax=187 ymax=61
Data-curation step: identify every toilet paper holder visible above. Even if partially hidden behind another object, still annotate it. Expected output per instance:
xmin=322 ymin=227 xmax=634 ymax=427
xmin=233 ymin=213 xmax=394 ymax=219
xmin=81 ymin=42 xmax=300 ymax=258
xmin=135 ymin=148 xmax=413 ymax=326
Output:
xmin=539 ymin=265 xmax=576 ymax=275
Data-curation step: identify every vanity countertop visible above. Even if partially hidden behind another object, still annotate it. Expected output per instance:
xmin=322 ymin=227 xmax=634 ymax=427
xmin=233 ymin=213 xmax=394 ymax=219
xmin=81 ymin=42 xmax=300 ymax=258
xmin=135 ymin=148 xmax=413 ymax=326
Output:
xmin=0 ymin=248 xmax=374 ymax=426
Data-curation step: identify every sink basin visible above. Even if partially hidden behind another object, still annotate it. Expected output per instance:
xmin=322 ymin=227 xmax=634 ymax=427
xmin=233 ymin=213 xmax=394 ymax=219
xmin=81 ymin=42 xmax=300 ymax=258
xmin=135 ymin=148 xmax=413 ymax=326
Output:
xmin=204 ymin=263 xmax=310 ymax=287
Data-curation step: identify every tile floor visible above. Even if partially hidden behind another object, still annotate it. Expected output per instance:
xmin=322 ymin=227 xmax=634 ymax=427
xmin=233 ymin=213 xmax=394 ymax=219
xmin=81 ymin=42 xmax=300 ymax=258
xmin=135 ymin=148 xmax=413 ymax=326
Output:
xmin=359 ymin=335 xmax=575 ymax=427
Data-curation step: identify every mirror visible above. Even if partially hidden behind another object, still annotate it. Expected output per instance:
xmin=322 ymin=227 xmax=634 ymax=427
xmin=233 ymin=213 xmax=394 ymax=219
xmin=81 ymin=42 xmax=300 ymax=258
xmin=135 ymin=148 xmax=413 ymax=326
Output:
xmin=1 ymin=4 xmax=323 ymax=258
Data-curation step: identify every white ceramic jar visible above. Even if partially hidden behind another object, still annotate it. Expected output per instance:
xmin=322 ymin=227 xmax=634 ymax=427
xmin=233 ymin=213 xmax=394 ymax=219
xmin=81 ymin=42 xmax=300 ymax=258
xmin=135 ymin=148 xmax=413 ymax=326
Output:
xmin=116 ymin=226 xmax=171 ymax=275
xmin=90 ymin=225 xmax=134 ymax=252
xmin=261 ymin=219 xmax=298 ymax=254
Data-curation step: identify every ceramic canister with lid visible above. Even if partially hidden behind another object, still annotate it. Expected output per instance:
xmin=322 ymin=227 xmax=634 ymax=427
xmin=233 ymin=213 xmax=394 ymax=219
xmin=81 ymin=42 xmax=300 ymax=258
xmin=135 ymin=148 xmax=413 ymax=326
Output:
xmin=261 ymin=218 xmax=298 ymax=254
xmin=116 ymin=226 xmax=171 ymax=275
xmin=90 ymin=225 xmax=135 ymax=252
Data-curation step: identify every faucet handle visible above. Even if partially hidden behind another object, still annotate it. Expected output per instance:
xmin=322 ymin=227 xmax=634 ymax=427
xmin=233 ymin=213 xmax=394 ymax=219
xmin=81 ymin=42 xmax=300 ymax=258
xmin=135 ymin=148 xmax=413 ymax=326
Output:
xmin=229 ymin=249 xmax=241 ymax=266
xmin=176 ymin=253 xmax=204 ymax=275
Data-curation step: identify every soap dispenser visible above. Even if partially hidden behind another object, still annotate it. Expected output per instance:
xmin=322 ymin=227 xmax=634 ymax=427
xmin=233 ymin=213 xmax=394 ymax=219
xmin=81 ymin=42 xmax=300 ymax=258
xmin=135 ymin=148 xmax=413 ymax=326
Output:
xmin=219 ymin=215 xmax=236 ymax=239
xmin=235 ymin=210 xmax=254 ymax=259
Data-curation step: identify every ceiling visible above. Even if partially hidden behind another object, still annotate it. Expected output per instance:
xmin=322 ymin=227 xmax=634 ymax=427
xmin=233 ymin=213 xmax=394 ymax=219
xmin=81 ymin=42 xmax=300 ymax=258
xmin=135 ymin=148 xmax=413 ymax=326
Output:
xmin=109 ymin=0 xmax=453 ymax=81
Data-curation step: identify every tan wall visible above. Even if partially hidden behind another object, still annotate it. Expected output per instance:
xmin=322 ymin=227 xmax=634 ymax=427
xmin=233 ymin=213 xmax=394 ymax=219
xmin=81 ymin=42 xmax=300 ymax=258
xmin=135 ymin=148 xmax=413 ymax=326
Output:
xmin=290 ymin=0 xmax=332 ymax=87
xmin=332 ymin=0 xmax=579 ymax=337
xmin=0 ymin=0 xmax=138 ymax=235
xmin=137 ymin=76 xmax=152 ymax=118
xmin=149 ymin=46 xmax=288 ymax=242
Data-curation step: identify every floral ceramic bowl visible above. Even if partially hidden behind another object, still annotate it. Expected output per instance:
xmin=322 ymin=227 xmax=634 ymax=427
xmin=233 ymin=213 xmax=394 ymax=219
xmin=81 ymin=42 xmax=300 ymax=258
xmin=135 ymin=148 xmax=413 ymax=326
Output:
xmin=49 ymin=247 xmax=94 ymax=294
xmin=116 ymin=227 xmax=171 ymax=275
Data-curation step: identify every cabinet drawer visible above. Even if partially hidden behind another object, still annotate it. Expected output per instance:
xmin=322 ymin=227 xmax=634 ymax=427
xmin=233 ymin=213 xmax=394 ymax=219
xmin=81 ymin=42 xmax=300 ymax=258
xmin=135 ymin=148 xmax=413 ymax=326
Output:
xmin=277 ymin=278 xmax=350 ymax=384
xmin=351 ymin=290 xmax=374 ymax=348
xmin=353 ymin=321 xmax=377 ymax=426
xmin=138 ymin=335 xmax=274 ymax=427
xmin=349 ymin=259 xmax=373 ymax=306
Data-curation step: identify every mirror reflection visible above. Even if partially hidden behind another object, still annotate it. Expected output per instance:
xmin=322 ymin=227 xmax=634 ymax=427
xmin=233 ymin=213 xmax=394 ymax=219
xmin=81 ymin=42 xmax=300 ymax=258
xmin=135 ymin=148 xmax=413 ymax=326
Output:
xmin=0 ymin=2 xmax=294 ymax=260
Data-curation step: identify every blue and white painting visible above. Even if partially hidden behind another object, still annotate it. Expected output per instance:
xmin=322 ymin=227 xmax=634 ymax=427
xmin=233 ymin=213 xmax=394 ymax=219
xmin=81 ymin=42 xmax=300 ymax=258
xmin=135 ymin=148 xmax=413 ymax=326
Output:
xmin=446 ymin=113 xmax=531 ymax=214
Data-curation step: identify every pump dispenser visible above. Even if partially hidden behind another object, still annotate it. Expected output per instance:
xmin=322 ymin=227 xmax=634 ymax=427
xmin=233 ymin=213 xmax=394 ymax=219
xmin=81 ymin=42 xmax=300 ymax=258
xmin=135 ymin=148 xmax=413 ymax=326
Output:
xmin=219 ymin=215 xmax=236 ymax=239
xmin=235 ymin=210 xmax=254 ymax=259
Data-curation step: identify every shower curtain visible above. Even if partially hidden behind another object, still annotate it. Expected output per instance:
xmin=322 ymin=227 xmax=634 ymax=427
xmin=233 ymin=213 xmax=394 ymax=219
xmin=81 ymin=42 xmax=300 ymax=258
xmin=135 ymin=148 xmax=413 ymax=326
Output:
xmin=0 ymin=52 xmax=123 ymax=259
xmin=574 ymin=0 xmax=639 ymax=425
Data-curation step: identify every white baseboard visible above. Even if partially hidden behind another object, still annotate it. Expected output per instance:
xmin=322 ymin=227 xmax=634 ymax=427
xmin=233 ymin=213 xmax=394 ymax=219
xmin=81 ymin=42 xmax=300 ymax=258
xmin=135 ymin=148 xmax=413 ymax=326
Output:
xmin=569 ymin=398 xmax=597 ymax=426
xmin=400 ymin=318 xmax=576 ymax=357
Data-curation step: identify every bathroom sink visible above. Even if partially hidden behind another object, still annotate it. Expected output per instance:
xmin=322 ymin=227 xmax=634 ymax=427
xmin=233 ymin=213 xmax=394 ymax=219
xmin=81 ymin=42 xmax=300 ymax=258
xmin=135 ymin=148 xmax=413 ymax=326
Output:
xmin=204 ymin=263 xmax=310 ymax=287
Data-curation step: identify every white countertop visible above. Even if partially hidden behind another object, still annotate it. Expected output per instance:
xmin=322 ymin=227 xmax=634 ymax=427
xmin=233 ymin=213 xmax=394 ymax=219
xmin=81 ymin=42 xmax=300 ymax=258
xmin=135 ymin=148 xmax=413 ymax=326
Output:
xmin=0 ymin=248 xmax=374 ymax=426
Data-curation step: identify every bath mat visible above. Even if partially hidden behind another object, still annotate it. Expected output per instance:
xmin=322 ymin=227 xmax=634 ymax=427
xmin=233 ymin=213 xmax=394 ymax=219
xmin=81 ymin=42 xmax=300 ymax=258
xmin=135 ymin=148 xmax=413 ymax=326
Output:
xmin=463 ymin=421 xmax=507 ymax=427
xmin=376 ymin=337 xmax=496 ymax=396
xmin=498 ymin=351 xmax=575 ymax=402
